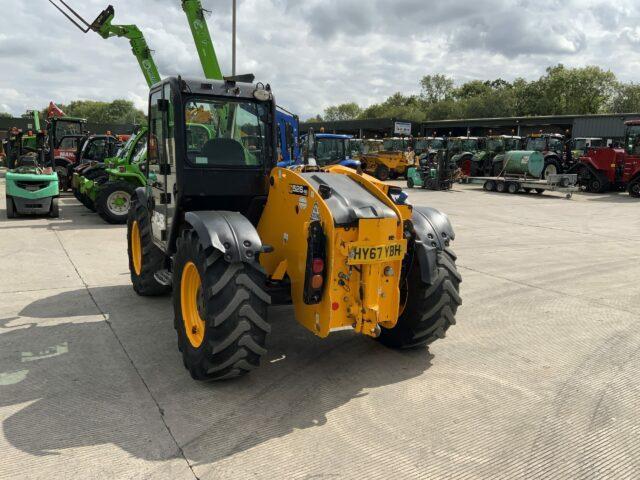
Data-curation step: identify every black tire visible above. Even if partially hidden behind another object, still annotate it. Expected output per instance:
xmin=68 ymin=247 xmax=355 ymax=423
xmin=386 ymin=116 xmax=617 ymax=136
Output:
xmin=96 ymin=180 xmax=135 ymax=224
xmin=376 ymin=164 xmax=390 ymax=181
xmin=173 ymin=229 xmax=271 ymax=381
xmin=588 ymin=175 xmax=608 ymax=193
xmin=507 ymin=182 xmax=519 ymax=194
xmin=55 ymin=166 xmax=70 ymax=192
xmin=407 ymin=177 xmax=414 ymax=188
xmin=629 ymin=180 xmax=640 ymax=198
xmin=127 ymin=197 xmax=171 ymax=296
xmin=49 ymin=197 xmax=59 ymax=218
xmin=6 ymin=195 xmax=16 ymax=218
xmin=485 ymin=180 xmax=496 ymax=191
xmin=535 ymin=188 xmax=545 ymax=194
xmin=379 ymin=248 xmax=461 ymax=349
xmin=496 ymin=181 xmax=506 ymax=193
xmin=542 ymin=160 xmax=560 ymax=179
xmin=80 ymin=193 xmax=96 ymax=212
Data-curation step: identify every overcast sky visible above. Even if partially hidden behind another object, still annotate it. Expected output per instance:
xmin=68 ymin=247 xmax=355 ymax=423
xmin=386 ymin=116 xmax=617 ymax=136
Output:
xmin=2 ymin=0 xmax=640 ymax=119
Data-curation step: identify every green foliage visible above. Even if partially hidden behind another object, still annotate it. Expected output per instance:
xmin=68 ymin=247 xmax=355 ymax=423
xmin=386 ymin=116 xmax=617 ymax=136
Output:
xmin=323 ymin=102 xmax=362 ymax=121
xmin=313 ymin=64 xmax=635 ymax=122
xmin=0 ymin=112 xmax=13 ymax=119
xmin=610 ymin=83 xmax=640 ymax=113
xmin=41 ymin=99 xmax=146 ymax=124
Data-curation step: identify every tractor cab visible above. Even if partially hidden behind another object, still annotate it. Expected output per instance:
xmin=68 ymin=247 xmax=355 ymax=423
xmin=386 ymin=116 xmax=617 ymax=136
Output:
xmin=275 ymin=108 xmax=300 ymax=167
xmin=414 ymin=137 xmax=445 ymax=157
xmin=302 ymin=132 xmax=360 ymax=169
xmin=624 ymin=121 xmax=640 ymax=156
xmin=525 ymin=133 xmax=564 ymax=156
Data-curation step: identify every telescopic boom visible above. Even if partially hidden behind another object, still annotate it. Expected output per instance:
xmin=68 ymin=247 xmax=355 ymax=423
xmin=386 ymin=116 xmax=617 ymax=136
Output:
xmin=49 ymin=1 xmax=161 ymax=87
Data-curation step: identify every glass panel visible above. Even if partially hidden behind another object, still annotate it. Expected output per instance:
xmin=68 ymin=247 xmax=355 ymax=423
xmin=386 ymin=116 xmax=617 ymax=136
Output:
xmin=184 ymin=98 xmax=268 ymax=167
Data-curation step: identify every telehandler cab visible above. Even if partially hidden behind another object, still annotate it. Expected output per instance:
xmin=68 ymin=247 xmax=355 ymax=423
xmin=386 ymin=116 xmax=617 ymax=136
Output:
xmin=127 ymin=76 xmax=461 ymax=381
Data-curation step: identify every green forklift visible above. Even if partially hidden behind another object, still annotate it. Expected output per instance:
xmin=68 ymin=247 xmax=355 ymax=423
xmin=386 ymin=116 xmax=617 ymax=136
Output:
xmin=5 ymin=113 xmax=60 ymax=218
xmin=406 ymin=151 xmax=455 ymax=191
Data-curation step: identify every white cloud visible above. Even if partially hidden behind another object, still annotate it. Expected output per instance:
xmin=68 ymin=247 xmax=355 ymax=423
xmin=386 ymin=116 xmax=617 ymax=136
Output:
xmin=1 ymin=0 xmax=639 ymax=119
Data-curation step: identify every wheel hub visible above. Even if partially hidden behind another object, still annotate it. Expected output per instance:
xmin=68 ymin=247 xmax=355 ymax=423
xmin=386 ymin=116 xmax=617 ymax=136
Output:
xmin=107 ymin=191 xmax=131 ymax=215
xmin=180 ymin=261 xmax=206 ymax=348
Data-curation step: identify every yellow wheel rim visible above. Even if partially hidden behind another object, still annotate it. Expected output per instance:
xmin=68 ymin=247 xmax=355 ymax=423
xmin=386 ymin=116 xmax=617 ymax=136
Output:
xmin=131 ymin=220 xmax=142 ymax=276
xmin=181 ymin=261 xmax=205 ymax=348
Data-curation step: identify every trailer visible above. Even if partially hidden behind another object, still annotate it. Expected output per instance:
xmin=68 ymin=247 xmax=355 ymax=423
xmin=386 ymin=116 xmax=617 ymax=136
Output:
xmin=472 ymin=173 xmax=579 ymax=199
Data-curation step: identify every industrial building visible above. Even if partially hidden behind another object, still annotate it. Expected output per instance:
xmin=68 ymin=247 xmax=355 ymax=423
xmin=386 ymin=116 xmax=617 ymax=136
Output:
xmin=301 ymin=113 xmax=640 ymax=140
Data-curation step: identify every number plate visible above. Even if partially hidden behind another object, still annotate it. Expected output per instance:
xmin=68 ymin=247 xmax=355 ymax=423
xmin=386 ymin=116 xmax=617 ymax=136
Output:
xmin=347 ymin=242 xmax=405 ymax=265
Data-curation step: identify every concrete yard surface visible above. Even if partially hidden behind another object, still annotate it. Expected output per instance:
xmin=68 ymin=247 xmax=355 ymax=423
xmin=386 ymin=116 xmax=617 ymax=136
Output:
xmin=1 ymin=179 xmax=639 ymax=479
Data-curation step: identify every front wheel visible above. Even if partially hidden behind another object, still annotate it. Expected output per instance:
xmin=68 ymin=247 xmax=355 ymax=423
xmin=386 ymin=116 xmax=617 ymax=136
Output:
xmin=6 ymin=196 xmax=16 ymax=218
xmin=127 ymin=197 xmax=171 ymax=296
xmin=49 ymin=197 xmax=59 ymax=218
xmin=96 ymin=180 xmax=135 ymax=224
xmin=379 ymin=248 xmax=461 ymax=349
xmin=376 ymin=164 xmax=390 ymax=181
xmin=173 ymin=229 xmax=271 ymax=381
xmin=628 ymin=180 xmax=640 ymax=198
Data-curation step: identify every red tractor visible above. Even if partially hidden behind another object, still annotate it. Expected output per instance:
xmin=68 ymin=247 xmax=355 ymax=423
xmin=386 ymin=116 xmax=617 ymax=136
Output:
xmin=573 ymin=120 xmax=640 ymax=197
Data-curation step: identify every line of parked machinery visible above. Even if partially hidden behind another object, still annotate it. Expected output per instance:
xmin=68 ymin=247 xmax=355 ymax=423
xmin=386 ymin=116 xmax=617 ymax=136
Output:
xmin=347 ymin=127 xmax=640 ymax=198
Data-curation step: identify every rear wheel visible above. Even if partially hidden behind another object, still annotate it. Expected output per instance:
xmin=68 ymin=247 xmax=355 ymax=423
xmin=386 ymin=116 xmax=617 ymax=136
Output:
xmin=496 ymin=181 xmax=506 ymax=193
xmin=629 ymin=180 xmax=640 ymax=198
xmin=6 ymin=196 xmax=16 ymax=218
xmin=49 ymin=198 xmax=59 ymax=218
xmin=379 ymin=248 xmax=461 ymax=349
xmin=96 ymin=180 xmax=135 ymax=224
xmin=407 ymin=177 xmax=414 ymax=188
xmin=127 ymin=197 xmax=171 ymax=296
xmin=484 ymin=180 xmax=496 ymax=191
xmin=507 ymin=182 xmax=519 ymax=194
xmin=589 ymin=177 xmax=603 ymax=193
xmin=542 ymin=161 xmax=559 ymax=179
xmin=173 ymin=229 xmax=271 ymax=381
xmin=376 ymin=164 xmax=390 ymax=181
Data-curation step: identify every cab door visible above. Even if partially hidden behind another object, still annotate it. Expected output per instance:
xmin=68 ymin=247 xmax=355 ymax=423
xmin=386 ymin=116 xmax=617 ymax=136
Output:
xmin=147 ymin=88 xmax=169 ymax=247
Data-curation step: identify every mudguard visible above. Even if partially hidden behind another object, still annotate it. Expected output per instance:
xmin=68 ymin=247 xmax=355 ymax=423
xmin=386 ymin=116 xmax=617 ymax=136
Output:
xmin=410 ymin=206 xmax=455 ymax=285
xmin=185 ymin=211 xmax=263 ymax=264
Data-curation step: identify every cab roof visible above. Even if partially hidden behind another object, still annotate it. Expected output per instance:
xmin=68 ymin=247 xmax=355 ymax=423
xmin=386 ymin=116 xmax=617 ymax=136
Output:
xmin=315 ymin=133 xmax=353 ymax=140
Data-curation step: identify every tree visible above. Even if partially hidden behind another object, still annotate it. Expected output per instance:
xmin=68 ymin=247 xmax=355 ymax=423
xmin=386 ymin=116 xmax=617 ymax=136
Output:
xmin=323 ymin=102 xmax=362 ymax=121
xmin=420 ymin=74 xmax=454 ymax=104
xmin=305 ymin=114 xmax=324 ymax=123
xmin=0 ymin=112 xmax=12 ymax=119
xmin=537 ymin=64 xmax=617 ymax=115
xmin=610 ymin=83 xmax=640 ymax=113
xmin=41 ymin=99 xmax=146 ymax=124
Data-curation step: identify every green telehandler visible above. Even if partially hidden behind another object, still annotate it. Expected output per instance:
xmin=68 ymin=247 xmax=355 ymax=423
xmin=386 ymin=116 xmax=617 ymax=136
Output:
xmin=51 ymin=0 xmax=224 ymax=223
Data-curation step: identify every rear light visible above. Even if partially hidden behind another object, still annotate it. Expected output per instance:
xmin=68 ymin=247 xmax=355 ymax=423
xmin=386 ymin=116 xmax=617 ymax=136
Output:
xmin=311 ymin=275 xmax=323 ymax=289
xmin=312 ymin=258 xmax=324 ymax=274
xmin=303 ymin=221 xmax=326 ymax=305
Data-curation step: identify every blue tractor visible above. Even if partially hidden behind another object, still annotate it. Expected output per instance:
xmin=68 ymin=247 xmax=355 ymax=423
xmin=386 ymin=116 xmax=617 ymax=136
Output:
xmin=276 ymin=108 xmax=301 ymax=167
xmin=301 ymin=131 xmax=361 ymax=169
